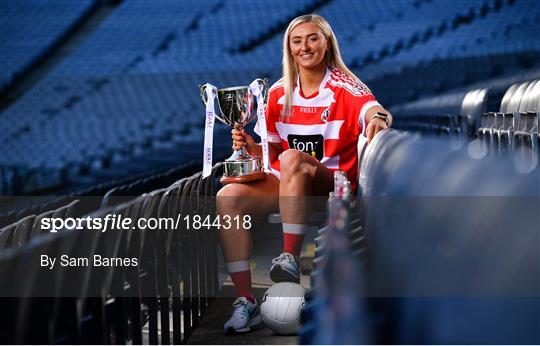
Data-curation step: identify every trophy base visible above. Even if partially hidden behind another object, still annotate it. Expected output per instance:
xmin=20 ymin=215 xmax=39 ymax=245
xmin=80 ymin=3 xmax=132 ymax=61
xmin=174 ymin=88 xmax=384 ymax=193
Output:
xmin=220 ymin=172 xmax=267 ymax=184
xmin=221 ymin=150 xmax=265 ymax=184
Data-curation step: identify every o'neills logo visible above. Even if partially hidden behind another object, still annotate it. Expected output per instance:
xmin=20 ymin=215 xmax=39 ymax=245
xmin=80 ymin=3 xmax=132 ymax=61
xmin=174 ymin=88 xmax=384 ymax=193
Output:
xmin=300 ymin=107 xmax=317 ymax=113
xmin=287 ymin=134 xmax=324 ymax=160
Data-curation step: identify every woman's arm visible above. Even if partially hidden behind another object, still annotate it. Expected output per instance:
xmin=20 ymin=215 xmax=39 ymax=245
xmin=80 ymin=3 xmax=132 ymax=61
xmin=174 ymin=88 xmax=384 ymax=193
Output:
xmin=364 ymin=105 xmax=393 ymax=143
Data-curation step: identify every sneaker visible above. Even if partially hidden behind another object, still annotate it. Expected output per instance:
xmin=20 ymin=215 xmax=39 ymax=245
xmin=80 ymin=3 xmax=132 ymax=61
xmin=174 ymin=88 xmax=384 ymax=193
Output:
xmin=224 ymin=297 xmax=261 ymax=334
xmin=269 ymin=252 xmax=300 ymax=283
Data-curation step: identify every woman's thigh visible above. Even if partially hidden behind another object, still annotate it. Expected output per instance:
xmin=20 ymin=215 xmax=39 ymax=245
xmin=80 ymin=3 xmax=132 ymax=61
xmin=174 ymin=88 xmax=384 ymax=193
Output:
xmin=217 ymin=173 xmax=280 ymax=220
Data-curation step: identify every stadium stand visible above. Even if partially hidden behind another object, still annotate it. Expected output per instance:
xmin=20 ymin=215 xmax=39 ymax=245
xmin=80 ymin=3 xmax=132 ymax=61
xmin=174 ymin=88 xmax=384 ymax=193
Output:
xmin=352 ymin=0 xmax=540 ymax=79
xmin=300 ymin=129 xmax=539 ymax=344
xmin=1 ymin=0 xmax=327 ymax=195
xmin=358 ymin=0 xmax=540 ymax=105
xmin=0 ymin=159 xmax=215 ymax=229
xmin=0 ymin=0 xmax=96 ymax=92
xmin=0 ymin=199 xmax=80 ymax=251
xmin=2 ymin=0 xmax=540 ymax=195
xmin=0 ymin=163 xmax=222 ymax=344
xmin=390 ymin=67 xmax=540 ymax=121
xmin=1 ymin=0 xmax=539 ymax=344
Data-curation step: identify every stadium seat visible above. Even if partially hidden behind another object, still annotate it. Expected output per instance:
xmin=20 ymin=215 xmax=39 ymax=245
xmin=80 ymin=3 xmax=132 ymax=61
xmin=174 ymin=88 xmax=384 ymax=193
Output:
xmin=30 ymin=210 xmax=54 ymax=239
xmin=154 ymin=182 xmax=183 ymax=344
xmin=511 ymin=80 xmax=539 ymax=170
xmin=52 ymin=199 xmax=79 ymax=219
xmin=536 ymin=82 xmax=540 ymax=111
xmin=82 ymin=205 xmax=130 ymax=343
xmin=500 ymin=83 xmax=519 ymax=114
xmin=460 ymin=88 xmax=488 ymax=130
xmin=138 ymin=188 xmax=168 ymax=344
xmin=121 ymin=196 xmax=145 ymax=344
xmin=50 ymin=227 xmax=100 ymax=343
xmin=11 ymin=229 xmax=80 ymax=343
xmin=509 ymin=81 xmax=531 ymax=113
xmin=9 ymin=214 xmax=36 ymax=250
xmin=163 ymin=178 xmax=190 ymax=344
xmin=477 ymin=81 xmax=537 ymax=156
xmin=0 ymin=223 xmax=16 ymax=250
xmin=518 ymin=80 xmax=539 ymax=113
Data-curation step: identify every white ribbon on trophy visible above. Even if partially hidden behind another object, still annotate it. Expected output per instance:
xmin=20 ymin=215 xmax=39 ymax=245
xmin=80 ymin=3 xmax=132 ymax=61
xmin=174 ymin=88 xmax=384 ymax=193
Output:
xmin=202 ymin=83 xmax=217 ymax=178
xmin=249 ymin=80 xmax=270 ymax=172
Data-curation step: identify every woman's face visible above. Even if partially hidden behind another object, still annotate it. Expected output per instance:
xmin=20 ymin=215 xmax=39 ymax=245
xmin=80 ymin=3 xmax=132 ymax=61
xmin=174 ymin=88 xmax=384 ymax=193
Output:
xmin=289 ymin=22 xmax=328 ymax=71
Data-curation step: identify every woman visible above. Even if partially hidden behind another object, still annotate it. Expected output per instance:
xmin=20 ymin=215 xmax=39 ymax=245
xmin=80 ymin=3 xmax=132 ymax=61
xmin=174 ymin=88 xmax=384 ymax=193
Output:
xmin=217 ymin=14 xmax=392 ymax=333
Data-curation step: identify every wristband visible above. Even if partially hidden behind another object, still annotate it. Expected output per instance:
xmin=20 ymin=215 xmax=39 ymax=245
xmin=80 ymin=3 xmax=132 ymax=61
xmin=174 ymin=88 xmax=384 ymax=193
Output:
xmin=372 ymin=111 xmax=390 ymax=126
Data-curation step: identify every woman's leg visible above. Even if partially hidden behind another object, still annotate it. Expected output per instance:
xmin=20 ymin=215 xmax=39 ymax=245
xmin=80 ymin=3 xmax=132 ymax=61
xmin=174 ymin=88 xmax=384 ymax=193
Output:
xmin=216 ymin=174 xmax=280 ymax=262
xmin=279 ymin=149 xmax=334 ymax=221
xmin=271 ymin=149 xmax=334 ymax=282
xmin=217 ymin=174 xmax=280 ymax=333
xmin=216 ymin=174 xmax=279 ymax=297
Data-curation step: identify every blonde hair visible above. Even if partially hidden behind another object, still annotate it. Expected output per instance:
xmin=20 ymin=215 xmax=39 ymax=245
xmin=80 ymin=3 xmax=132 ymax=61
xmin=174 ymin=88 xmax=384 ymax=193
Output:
xmin=281 ymin=14 xmax=359 ymax=117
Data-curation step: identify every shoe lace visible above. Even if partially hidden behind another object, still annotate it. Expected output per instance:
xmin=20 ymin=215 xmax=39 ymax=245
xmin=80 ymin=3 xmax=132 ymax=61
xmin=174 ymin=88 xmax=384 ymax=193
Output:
xmin=231 ymin=297 xmax=251 ymax=320
xmin=272 ymin=252 xmax=295 ymax=266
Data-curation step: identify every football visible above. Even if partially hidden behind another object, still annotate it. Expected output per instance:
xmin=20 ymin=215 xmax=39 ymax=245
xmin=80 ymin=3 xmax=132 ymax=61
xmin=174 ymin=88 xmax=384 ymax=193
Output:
xmin=260 ymin=282 xmax=306 ymax=335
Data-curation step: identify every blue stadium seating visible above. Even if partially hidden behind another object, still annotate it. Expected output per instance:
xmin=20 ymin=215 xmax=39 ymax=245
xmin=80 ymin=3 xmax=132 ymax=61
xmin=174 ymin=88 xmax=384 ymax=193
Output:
xmin=300 ymin=130 xmax=539 ymax=344
xmin=390 ymin=68 xmax=540 ymax=117
xmin=359 ymin=0 xmax=540 ymax=80
xmin=0 ymin=0 xmax=95 ymax=92
xmin=1 ymin=2 xmax=539 ymax=344
xmin=1 ymin=0 xmax=540 ymax=196
xmin=1 ymin=0 xmax=325 ymax=194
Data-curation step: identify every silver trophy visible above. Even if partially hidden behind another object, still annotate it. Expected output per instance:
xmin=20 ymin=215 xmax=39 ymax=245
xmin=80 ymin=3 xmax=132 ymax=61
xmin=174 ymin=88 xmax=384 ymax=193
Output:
xmin=200 ymin=78 xmax=269 ymax=183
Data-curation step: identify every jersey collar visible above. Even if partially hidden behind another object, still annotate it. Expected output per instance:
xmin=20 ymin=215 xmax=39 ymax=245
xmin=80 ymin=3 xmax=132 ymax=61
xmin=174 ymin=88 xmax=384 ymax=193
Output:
xmin=296 ymin=67 xmax=331 ymax=99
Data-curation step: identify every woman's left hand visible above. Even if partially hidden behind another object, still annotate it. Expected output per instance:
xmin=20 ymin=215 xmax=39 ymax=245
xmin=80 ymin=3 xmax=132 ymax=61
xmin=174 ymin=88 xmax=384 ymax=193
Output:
xmin=365 ymin=117 xmax=389 ymax=143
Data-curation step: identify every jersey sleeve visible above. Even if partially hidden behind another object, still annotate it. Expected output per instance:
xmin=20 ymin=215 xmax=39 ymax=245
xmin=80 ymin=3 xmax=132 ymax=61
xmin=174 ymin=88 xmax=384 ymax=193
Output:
xmin=254 ymin=88 xmax=282 ymax=143
xmin=355 ymin=82 xmax=381 ymax=132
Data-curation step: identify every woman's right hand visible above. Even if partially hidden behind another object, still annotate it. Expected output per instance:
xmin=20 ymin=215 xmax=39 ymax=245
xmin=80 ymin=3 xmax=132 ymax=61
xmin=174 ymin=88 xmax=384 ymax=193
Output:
xmin=232 ymin=128 xmax=256 ymax=152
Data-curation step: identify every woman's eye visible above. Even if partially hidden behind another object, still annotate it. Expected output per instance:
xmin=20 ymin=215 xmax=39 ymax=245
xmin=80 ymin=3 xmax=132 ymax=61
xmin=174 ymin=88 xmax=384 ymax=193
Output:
xmin=310 ymin=37 xmax=318 ymax=42
xmin=292 ymin=40 xmax=301 ymax=45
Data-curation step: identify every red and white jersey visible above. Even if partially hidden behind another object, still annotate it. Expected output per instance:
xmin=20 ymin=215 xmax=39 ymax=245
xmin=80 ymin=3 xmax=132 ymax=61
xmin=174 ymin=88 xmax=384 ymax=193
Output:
xmin=257 ymin=67 xmax=380 ymax=188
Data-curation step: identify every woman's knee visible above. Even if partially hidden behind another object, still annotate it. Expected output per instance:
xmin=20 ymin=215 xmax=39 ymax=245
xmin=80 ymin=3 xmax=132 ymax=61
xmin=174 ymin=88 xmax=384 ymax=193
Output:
xmin=280 ymin=149 xmax=316 ymax=178
xmin=216 ymin=183 xmax=252 ymax=215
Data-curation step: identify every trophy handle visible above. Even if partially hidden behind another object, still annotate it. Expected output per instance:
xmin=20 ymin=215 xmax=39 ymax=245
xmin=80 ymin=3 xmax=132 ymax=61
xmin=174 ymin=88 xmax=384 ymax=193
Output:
xmin=200 ymin=84 xmax=227 ymax=124
xmin=199 ymin=84 xmax=208 ymax=106
xmin=253 ymin=78 xmax=270 ymax=104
